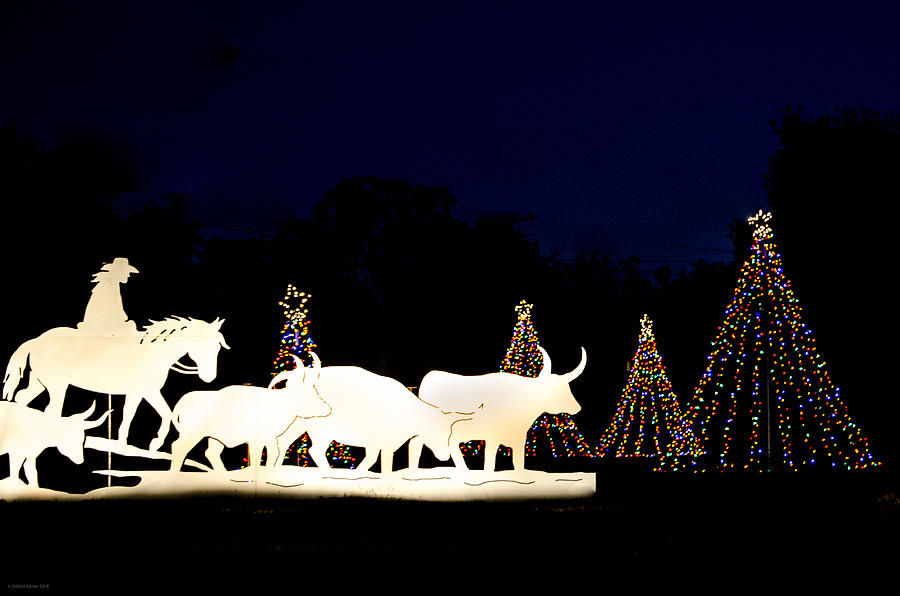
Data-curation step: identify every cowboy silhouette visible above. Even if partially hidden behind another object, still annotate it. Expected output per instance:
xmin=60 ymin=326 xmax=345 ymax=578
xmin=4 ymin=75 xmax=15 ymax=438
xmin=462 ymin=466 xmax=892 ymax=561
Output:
xmin=77 ymin=258 xmax=140 ymax=336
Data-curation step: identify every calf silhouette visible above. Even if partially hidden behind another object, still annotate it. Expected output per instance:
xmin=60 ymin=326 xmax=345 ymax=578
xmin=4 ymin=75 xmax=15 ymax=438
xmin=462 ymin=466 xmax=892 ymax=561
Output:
xmin=170 ymin=354 xmax=331 ymax=471
xmin=0 ymin=401 xmax=110 ymax=485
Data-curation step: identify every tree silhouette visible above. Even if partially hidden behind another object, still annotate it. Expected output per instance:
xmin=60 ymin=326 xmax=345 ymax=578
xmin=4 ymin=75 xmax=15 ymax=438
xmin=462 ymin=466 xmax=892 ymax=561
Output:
xmin=764 ymin=106 xmax=899 ymax=465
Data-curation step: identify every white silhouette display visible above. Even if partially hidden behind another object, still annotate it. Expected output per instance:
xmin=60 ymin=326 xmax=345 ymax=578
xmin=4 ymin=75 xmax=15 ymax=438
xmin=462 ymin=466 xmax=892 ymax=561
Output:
xmin=0 ymin=257 xmax=595 ymax=500
xmin=281 ymin=362 xmax=461 ymax=474
xmin=0 ymin=400 xmax=110 ymax=485
xmin=3 ymin=258 xmax=229 ymax=450
xmin=170 ymin=355 xmax=332 ymax=471
xmin=4 ymin=316 xmax=229 ymax=450
xmin=418 ymin=346 xmax=586 ymax=471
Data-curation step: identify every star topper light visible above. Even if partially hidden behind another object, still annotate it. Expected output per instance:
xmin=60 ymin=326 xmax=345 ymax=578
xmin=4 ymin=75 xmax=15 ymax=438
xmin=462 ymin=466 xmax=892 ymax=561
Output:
xmin=748 ymin=209 xmax=774 ymax=239
xmin=514 ymin=299 xmax=533 ymax=319
xmin=639 ymin=313 xmax=654 ymax=340
xmin=278 ymin=284 xmax=310 ymax=324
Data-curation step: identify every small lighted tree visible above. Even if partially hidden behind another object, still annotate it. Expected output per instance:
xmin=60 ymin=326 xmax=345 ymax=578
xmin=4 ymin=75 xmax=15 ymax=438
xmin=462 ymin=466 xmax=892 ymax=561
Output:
xmin=500 ymin=299 xmax=544 ymax=376
xmin=597 ymin=314 xmax=699 ymax=470
xmin=493 ymin=300 xmax=600 ymax=462
xmin=688 ymin=211 xmax=879 ymax=472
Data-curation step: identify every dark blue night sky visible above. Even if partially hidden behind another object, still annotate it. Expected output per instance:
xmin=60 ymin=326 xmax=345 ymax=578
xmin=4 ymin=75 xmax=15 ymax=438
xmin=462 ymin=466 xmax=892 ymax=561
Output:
xmin=2 ymin=0 xmax=898 ymax=264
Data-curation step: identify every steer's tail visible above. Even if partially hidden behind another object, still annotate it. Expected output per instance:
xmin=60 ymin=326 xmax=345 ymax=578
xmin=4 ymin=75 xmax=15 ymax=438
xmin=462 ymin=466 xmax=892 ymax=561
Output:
xmin=3 ymin=340 xmax=34 ymax=401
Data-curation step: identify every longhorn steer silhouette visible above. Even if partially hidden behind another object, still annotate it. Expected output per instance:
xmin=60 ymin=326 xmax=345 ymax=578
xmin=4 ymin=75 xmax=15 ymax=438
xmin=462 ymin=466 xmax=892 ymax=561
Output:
xmin=418 ymin=346 xmax=586 ymax=471
xmin=0 ymin=401 xmax=110 ymax=485
xmin=283 ymin=365 xmax=460 ymax=473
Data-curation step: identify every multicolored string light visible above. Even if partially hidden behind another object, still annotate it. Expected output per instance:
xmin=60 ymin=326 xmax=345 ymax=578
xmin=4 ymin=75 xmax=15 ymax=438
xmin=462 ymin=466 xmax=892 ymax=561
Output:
xmin=273 ymin=284 xmax=317 ymax=371
xmin=688 ymin=210 xmax=879 ymax=472
xmin=499 ymin=300 xmax=544 ymax=376
xmin=597 ymin=314 xmax=700 ymax=470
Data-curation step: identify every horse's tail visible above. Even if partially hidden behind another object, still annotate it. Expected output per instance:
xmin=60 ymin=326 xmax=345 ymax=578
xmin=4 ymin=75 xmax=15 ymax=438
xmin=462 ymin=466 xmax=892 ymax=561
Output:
xmin=3 ymin=340 xmax=34 ymax=401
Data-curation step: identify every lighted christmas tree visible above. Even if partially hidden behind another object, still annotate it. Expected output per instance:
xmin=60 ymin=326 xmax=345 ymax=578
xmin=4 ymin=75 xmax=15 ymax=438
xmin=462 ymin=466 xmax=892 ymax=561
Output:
xmin=500 ymin=299 xmax=544 ymax=376
xmin=489 ymin=300 xmax=600 ymax=462
xmin=597 ymin=314 xmax=700 ymax=469
xmin=688 ymin=210 xmax=879 ymax=472
xmin=273 ymin=284 xmax=317 ymax=371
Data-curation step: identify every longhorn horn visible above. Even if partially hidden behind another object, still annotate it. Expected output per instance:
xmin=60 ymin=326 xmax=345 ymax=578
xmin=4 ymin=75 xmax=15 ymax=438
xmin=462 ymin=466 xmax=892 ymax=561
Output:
xmin=306 ymin=351 xmax=322 ymax=384
xmin=268 ymin=355 xmax=305 ymax=389
xmin=560 ymin=347 xmax=587 ymax=383
xmin=75 ymin=402 xmax=112 ymax=430
xmin=83 ymin=409 xmax=113 ymax=431
xmin=268 ymin=369 xmax=293 ymax=390
xmin=537 ymin=345 xmax=551 ymax=377
xmin=74 ymin=401 xmax=97 ymax=422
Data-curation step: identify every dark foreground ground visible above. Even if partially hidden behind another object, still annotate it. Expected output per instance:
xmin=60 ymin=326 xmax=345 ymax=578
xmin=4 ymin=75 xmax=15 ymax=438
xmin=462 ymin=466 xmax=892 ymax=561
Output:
xmin=2 ymin=464 xmax=899 ymax=594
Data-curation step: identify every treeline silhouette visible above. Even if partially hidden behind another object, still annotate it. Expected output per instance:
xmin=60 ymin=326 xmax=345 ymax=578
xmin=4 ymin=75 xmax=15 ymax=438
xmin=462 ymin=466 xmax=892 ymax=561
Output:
xmin=1 ymin=105 xmax=897 ymax=469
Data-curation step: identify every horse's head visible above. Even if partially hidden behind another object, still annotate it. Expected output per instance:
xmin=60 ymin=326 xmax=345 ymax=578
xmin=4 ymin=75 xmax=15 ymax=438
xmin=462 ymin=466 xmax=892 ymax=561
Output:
xmin=187 ymin=318 xmax=230 ymax=383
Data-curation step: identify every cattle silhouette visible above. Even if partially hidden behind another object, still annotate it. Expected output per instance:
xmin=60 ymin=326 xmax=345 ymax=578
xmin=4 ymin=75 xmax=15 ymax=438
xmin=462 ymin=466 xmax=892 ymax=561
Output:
xmin=419 ymin=346 xmax=586 ymax=471
xmin=0 ymin=401 xmax=110 ymax=486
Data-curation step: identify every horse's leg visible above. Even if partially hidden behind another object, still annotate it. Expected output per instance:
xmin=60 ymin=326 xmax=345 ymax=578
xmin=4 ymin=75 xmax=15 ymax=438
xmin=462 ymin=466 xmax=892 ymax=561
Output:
xmin=119 ymin=395 xmax=140 ymax=445
xmin=142 ymin=390 xmax=173 ymax=452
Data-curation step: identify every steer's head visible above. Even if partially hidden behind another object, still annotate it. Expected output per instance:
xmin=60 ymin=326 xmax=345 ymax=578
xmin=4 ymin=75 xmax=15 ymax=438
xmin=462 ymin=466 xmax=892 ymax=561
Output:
xmin=535 ymin=345 xmax=586 ymax=416
xmin=268 ymin=352 xmax=332 ymax=418
xmin=57 ymin=403 xmax=112 ymax=466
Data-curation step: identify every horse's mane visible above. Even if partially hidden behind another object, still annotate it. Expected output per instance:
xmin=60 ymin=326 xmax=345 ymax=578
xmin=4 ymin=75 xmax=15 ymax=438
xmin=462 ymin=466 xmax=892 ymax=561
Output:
xmin=139 ymin=316 xmax=207 ymax=343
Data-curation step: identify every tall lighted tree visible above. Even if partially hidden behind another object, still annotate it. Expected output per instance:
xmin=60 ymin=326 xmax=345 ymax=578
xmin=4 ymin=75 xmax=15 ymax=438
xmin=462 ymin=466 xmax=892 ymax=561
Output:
xmin=688 ymin=211 xmax=879 ymax=472
xmin=598 ymin=314 xmax=700 ymax=470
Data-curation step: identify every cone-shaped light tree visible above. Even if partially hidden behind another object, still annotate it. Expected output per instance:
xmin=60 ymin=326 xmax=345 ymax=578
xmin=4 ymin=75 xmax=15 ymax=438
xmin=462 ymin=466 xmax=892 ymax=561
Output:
xmin=495 ymin=300 xmax=600 ymax=461
xmin=688 ymin=211 xmax=879 ymax=471
xmin=500 ymin=299 xmax=545 ymax=376
xmin=598 ymin=314 xmax=700 ymax=469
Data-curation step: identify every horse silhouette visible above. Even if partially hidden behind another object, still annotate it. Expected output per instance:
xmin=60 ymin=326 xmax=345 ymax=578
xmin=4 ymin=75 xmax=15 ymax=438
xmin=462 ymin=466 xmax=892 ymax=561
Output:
xmin=3 ymin=317 xmax=229 ymax=451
